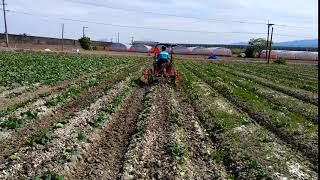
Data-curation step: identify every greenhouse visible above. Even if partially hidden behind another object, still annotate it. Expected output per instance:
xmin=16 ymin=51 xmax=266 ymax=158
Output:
xmin=172 ymin=46 xmax=192 ymax=55
xmin=192 ymin=47 xmax=211 ymax=55
xmin=108 ymin=43 xmax=129 ymax=52
xmin=128 ymin=44 xmax=152 ymax=53
xmin=295 ymin=51 xmax=318 ymax=61
xmin=274 ymin=50 xmax=299 ymax=59
xmin=208 ymin=47 xmax=232 ymax=57
xmin=260 ymin=50 xmax=278 ymax=59
xmin=192 ymin=47 xmax=232 ymax=56
xmin=260 ymin=50 xmax=318 ymax=60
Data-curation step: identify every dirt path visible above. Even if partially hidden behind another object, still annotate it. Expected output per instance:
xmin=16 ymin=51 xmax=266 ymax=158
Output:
xmin=0 ymin=72 xmax=129 ymax=163
xmin=120 ymin=84 xmax=177 ymax=179
xmin=174 ymin=89 xmax=227 ymax=179
xmin=0 ymin=68 xmax=109 ymax=112
xmin=63 ymin=87 xmax=145 ymax=179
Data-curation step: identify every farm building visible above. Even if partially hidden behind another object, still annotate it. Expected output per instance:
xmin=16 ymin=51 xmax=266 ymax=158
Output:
xmin=109 ymin=43 xmax=129 ymax=52
xmin=129 ymin=44 xmax=152 ymax=53
xmin=172 ymin=46 xmax=192 ymax=55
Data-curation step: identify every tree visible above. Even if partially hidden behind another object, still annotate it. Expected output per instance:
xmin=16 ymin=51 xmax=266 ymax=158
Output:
xmin=249 ymin=38 xmax=270 ymax=56
xmin=78 ymin=37 xmax=92 ymax=50
xmin=245 ymin=38 xmax=271 ymax=58
xmin=18 ymin=33 xmax=30 ymax=42
xmin=244 ymin=45 xmax=256 ymax=58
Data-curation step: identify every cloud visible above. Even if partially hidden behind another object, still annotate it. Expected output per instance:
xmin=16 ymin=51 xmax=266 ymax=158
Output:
xmin=2 ymin=0 xmax=318 ymax=44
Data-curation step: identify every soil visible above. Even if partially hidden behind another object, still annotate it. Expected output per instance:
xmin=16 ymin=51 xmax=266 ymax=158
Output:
xmin=0 ymin=72 xmax=128 ymax=163
xmin=0 ymin=80 xmax=131 ymax=179
xmin=63 ymin=87 xmax=145 ymax=179
xmin=174 ymin=89 xmax=228 ymax=179
xmin=120 ymin=84 xmax=177 ymax=179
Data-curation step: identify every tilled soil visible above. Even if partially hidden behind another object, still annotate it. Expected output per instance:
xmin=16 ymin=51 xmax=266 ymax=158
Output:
xmin=63 ymin=88 xmax=146 ymax=180
xmin=121 ymin=84 xmax=177 ymax=179
xmin=0 ymin=72 xmax=128 ymax=163
xmin=174 ymin=89 xmax=227 ymax=179
xmin=0 ymin=80 xmax=131 ymax=179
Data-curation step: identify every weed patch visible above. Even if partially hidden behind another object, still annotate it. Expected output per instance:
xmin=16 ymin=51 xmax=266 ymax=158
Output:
xmin=33 ymin=170 xmax=64 ymax=180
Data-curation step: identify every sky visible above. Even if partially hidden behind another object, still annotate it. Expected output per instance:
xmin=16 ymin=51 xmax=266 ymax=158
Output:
xmin=1 ymin=0 xmax=318 ymax=44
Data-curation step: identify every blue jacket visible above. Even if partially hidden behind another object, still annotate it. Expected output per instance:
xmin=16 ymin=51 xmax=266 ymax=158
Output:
xmin=157 ymin=51 xmax=170 ymax=60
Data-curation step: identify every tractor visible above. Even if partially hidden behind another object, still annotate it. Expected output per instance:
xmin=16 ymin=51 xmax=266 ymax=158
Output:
xmin=143 ymin=43 xmax=180 ymax=85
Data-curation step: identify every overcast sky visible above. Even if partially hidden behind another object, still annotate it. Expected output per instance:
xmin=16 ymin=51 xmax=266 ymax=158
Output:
xmin=1 ymin=0 xmax=318 ymax=44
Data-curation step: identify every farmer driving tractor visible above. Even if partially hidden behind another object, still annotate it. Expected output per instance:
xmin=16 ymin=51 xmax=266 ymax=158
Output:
xmin=143 ymin=43 xmax=179 ymax=85
xmin=156 ymin=46 xmax=170 ymax=76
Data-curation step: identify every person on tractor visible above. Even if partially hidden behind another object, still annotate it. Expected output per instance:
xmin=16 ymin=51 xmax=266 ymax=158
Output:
xmin=156 ymin=46 xmax=170 ymax=75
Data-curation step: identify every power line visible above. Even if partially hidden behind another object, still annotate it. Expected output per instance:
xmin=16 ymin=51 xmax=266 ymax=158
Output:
xmin=1 ymin=8 xmax=316 ymax=39
xmin=64 ymin=0 xmax=313 ymax=29
xmin=63 ymin=0 xmax=263 ymax=25
xmin=2 ymin=9 xmax=264 ymax=35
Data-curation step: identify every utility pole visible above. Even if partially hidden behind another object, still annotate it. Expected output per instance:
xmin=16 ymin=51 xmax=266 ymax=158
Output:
xmin=2 ymin=0 xmax=9 ymax=47
xmin=131 ymin=36 xmax=134 ymax=44
xmin=267 ymin=27 xmax=274 ymax=64
xmin=117 ymin=32 xmax=119 ymax=43
xmin=61 ymin=24 xmax=64 ymax=51
xmin=265 ymin=20 xmax=270 ymax=61
xmin=82 ymin=26 xmax=88 ymax=37
xmin=266 ymin=21 xmax=274 ymax=63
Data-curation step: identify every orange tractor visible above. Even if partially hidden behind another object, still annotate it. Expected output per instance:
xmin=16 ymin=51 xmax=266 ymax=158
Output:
xmin=143 ymin=44 xmax=180 ymax=85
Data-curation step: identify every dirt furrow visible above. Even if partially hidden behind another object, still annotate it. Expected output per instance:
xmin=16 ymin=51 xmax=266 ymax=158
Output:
xmin=173 ymin=89 xmax=228 ymax=179
xmin=0 ymin=80 xmax=131 ymax=179
xmin=120 ymin=84 xmax=177 ymax=179
xmin=0 ymin=71 xmax=130 ymax=163
xmin=62 ymin=87 xmax=145 ymax=180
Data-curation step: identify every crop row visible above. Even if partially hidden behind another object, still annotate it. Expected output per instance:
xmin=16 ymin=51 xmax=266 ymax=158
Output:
xmin=191 ymin=61 xmax=318 ymax=124
xmin=221 ymin=62 xmax=318 ymax=80
xmin=177 ymin=63 xmax=317 ymax=179
xmin=0 ymin=51 xmax=139 ymax=87
xmin=218 ymin=62 xmax=318 ymax=93
xmin=0 ymin=61 xmax=147 ymax=165
xmin=0 ymin=65 xmax=145 ymax=179
xmin=0 ymin=64 xmax=134 ymax=132
xmin=208 ymin=63 xmax=318 ymax=106
xmin=0 ymin=53 xmax=147 ymax=116
xmin=183 ymin=61 xmax=318 ymax=169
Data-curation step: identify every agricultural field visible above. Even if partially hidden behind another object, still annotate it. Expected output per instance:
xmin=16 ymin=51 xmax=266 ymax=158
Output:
xmin=0 ymin=51 xmax=318 ymax=179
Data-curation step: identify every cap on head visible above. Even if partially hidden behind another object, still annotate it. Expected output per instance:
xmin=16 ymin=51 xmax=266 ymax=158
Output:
xmin=161 ymin=46 xmax=166 ymax=51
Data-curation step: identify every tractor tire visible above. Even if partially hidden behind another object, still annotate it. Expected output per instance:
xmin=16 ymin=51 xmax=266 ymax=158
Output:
xmin=148 ymin=69 xmax=153 ymax=84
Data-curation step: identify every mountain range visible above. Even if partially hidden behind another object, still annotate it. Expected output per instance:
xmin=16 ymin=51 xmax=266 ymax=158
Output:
xmin=232 ymin=39 xmax=318 ymax=47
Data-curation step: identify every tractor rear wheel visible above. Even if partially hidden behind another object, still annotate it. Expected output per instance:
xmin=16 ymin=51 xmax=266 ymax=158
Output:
xmin=148 ymin=69 xmax=153 ymax=84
